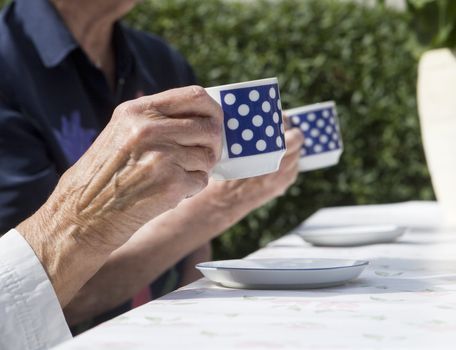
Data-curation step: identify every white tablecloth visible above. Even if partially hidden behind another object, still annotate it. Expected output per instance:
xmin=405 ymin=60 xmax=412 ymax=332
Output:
xmin=57 ymin=201 xmax=456 ymax=349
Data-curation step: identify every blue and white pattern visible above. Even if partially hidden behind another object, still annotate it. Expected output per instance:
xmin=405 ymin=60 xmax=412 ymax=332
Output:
xmin=220 ymin=84 xmax=285 ymax=158
xmin=289 ymin=106 xmax=341 ymax=157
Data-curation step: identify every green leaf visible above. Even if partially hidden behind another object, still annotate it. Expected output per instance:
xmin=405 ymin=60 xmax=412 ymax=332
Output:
xmin=126 ymin=0 xmax=432 ymax=259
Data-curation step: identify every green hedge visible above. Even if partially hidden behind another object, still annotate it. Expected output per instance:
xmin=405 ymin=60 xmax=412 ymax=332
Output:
xmin=126 ymin=0 xmax=433 ymax=259
xmin=0 ymin=0 xmax=432 ymax=259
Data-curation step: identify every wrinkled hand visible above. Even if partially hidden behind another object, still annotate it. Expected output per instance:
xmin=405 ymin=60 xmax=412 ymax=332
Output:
xmin=17 ymin=86 xmax=223 ymax=306
xmin=59 ymin=86 xmax=223 ymax=248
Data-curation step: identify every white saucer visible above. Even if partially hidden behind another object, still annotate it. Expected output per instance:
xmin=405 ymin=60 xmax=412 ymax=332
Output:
xmin=196 ymin=258 xmax=368 ymax=289
xmin=297 ymin=225 xmax=406 ymax=247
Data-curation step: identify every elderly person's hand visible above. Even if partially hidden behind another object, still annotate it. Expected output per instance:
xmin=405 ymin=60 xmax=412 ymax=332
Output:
xmin=206 ymin=128 xmax=303 ymax=211
xmin=16 ymin=86 xmax=222 ymax=307
xmin=64 ymin=128 xmax=304 ymax=325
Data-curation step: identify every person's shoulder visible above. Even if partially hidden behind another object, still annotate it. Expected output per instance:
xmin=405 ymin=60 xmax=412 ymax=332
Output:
xmin=122 ymin=24 xmax=196 ymax=86
xmin=0 ymin=2 xmax=14 ymax=27
xmin=0 ymin=2 xmax=18 ymax=49
xmin=0 ymin=3 xmax=22 ymax=90
xmin=0 ymin=4 xmax=17 ymax=99
xmin=122 ymin=24 xmax=191 ymax=70
xmin=122 ymin=25 xmax=177 ymax=56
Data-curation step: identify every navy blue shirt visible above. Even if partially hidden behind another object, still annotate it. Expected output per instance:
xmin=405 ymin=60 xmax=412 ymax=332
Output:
xmin=0 ymin=0 xmax=196 ymax=234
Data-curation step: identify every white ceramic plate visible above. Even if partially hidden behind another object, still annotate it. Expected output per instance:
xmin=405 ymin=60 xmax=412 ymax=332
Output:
xmin=196 ymin=258 xmax=368 ymax=289
xmin=297 ymin=225 xmax=406 ymax=247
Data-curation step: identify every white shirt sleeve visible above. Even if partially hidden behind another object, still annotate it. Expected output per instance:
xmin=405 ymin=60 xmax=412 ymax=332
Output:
xmin=0 ymin=229 xmax=72 ymax=350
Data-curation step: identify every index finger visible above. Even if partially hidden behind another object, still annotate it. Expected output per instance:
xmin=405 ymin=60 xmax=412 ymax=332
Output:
xmin=136 ymin=85 xmax=223 ymax=121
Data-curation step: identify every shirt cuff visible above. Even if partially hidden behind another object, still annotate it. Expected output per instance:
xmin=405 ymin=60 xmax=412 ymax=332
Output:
xmin=0 ymin=229 xmax=72 ymax=350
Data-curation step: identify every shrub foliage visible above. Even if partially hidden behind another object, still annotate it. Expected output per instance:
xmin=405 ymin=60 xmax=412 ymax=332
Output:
xmin=126 ymin=0 xmax=433 ymax=259
xmin=0 ymin=0 xmax=432 ymax=259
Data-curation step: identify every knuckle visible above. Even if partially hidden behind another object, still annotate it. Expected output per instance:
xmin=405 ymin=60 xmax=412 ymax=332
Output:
xmin=286 ymin=128 xmax=302 ymax=142
xmin=181 ymin=117 xmax=197 ymax=131
xmin=189 ymin=85 xmax=207 ymax=100
xmin=144 ymin=96 xmax=160 ymax=112
xmin=114 ymin=101 xmax=136 ymax=118
xmin=113 ymin=101 xmax=128 ymax=116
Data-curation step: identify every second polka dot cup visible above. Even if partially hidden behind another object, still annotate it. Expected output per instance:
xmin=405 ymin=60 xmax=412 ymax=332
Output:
xmin=206 ymin=77 xmax=286 ymax=180
xmin=285 ymin=101 xmax=343 ymax=172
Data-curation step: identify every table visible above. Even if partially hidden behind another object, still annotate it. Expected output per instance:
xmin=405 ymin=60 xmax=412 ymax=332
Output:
xmin=56 ymin=201 xmax=456 ymax=349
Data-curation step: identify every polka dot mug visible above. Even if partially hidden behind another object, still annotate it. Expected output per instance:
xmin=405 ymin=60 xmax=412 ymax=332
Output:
xmin=285 ymin=101 xmax=343 ymax=172
xmin=206 ymin=78 xmax=286 ymax=180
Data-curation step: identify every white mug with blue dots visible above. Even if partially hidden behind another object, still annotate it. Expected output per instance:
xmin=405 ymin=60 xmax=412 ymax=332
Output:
xmin=206 ymin=77 xmax=287 ymax=180
xmin=285 ymin=101 xmax=343 ymax=172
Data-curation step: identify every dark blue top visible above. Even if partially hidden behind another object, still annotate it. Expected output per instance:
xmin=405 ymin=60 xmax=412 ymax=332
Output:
xmin=0 ymin=0 xmax=194 ymax=327
xmin=0 ymin=0 xmax=196 ymax=234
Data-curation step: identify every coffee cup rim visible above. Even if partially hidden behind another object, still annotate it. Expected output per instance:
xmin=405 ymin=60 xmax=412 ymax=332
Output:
xmin=284 ymin=101 xmax=336 ymax=116
xmin=205 ymin=77 xmax=278 ymax=93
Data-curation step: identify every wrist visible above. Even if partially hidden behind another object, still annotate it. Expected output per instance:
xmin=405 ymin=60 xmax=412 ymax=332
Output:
xmin=210 ymin=180 xmax=267 ymax=212
xmin=17 ymin=189 xmax=115 ymax=307
xmin=191 ymin=181 xmax=262 ymax=228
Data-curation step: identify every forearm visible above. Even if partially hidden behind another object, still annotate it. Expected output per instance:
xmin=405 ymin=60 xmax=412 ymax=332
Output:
xmin=177 ymin=242 xmax=212 ymax=287
xmin=64 ymin=181 xmax=260 ymax=325
xmin=65 ymin=128 xmax=302 ymax=324
xmin=17 ymin=188 xmax=114 ymax=308
xmin=11 ymin=85 xmax=223 ymax=326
